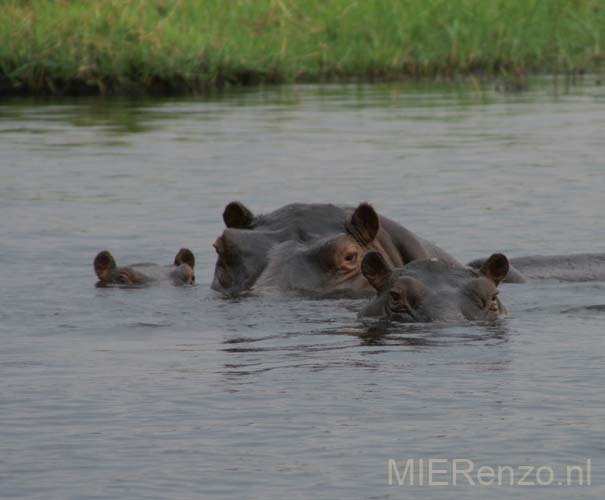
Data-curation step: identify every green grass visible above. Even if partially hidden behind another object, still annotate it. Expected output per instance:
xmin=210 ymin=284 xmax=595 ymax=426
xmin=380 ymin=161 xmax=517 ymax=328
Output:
xmin=1 ymin=0 xmax=604 ymax=95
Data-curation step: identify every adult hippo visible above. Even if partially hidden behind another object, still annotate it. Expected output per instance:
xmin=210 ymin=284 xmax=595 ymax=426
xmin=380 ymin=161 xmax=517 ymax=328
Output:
xmin=94 ymin=248 xmax=195 ymax=287
xmin=467 ymin=253 xmax=605 ymax=283
xmin=212 ymin=201 xmax=459 ymax=296
xmin=359 ymin=252 xmax=510 ymax=322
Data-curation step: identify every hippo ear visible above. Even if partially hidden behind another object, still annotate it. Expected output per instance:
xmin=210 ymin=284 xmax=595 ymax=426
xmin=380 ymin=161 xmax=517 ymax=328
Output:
xmin=94 ymin=250 xmax=117 ymax=280
xmin=223 ymin=201 xmax=255 ymax=229
xmin=346 ymin=202 xmax=379 ymax=245
xmin=480 ymin=253 xmax=509 ymax=286
xmin=174 ymin=248 xmax=195 ymax=269
xmin=361 ymin=251 xmax=392 ymax=291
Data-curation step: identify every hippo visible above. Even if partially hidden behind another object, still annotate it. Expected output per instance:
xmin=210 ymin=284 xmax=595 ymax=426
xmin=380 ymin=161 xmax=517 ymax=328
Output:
xmin=359 ymin=252 xmax=510 ymax=322
xmin=212 ymin=201 xmax=460 ymax=296
xmin=467 ymin=253 xmax=605 ymax=283
xmin=94 ymin=248 xmax=195 ymax=287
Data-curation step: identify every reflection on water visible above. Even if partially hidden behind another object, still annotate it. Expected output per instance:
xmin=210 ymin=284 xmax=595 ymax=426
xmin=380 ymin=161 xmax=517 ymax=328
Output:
xmin=1 ymin=78 xmax=604 ymax=499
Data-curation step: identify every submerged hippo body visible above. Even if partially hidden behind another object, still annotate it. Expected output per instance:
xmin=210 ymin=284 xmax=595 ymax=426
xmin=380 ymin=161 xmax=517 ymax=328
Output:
xmin=467 ymin=253 xmax=605 ymax=283
xmin=94 ymin=248 xmax=195 ymax=287
xmin=359 ymin=252 xmax=510 ymax=323
xmin=212 ymin=202 xmax=459 ymax=296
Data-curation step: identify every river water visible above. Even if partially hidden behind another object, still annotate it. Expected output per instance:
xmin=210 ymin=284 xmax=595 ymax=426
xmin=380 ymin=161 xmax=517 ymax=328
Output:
xmin=1 ymin=79 xmax=604 ymax=499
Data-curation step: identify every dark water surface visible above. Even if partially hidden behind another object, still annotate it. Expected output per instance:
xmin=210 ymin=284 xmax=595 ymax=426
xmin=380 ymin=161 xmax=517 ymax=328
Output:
xmin=1 ymin=80 xmax=604 ymax=499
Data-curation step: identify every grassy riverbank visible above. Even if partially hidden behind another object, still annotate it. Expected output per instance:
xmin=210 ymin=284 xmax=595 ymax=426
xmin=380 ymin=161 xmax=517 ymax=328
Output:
xmin=1 ymin=0 xmax=604 ymax=95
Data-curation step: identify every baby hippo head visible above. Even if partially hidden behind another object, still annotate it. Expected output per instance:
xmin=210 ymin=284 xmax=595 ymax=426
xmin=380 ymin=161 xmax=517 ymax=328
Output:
xmin=359 ymin=252 xmax=509 ymax=322
xmin=94 ymin=248 xmax=195 ymax=287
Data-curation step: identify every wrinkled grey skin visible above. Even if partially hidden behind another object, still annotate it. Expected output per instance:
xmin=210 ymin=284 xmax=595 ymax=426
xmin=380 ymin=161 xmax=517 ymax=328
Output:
xmin=212 ymin=202 xmax=460 ymax=296
xmin=467 ymin=253 xmax=605 ymax=283
xmin=359 ymin=252 xmax=510 ymax=323
xmin=94 ymin=249 xmax=195 ymax=287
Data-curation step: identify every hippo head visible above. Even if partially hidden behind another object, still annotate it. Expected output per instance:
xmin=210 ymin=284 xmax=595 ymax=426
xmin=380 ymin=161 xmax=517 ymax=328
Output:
xmin=94 ymin=248 xmax=195 ymax=287
xmin=212 ymin=201 xmax=424 ymax=296
xmin=359 ymin=252 xmax=509 ymax=322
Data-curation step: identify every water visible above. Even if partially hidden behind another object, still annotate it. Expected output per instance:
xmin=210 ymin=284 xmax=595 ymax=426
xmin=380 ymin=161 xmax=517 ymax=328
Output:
xmin=1 ymin=79 xmax=604 ymax=499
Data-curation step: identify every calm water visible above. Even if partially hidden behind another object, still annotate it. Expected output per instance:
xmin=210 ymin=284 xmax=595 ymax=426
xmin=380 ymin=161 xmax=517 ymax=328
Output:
xmin=1 ymin=80 xmax=604 ymax=499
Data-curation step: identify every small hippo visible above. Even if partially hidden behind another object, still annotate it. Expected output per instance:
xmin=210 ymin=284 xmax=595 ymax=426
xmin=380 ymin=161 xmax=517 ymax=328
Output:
xmin=359 ymin=252 xmax=509 ymax=322
xmin=94 ymin=248 xmax=195 ymax=287
xmin=467 ymin=253 xmax=605 ymax=283
xmin=212 ymin=201 xmax=460 ymax=296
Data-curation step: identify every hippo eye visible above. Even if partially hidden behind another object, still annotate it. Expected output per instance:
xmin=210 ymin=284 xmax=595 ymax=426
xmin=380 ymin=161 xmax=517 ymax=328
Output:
xmin=389 ymin=290 xmax=404 ymax=306
xmin=117 ymin=273 xmax=131 ymax=285
xmin=344 ymin=252 xmax=358 ymax=263
xmin=478 ymin=293 xmax=498 ymax=309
